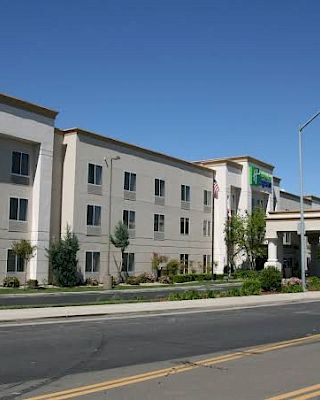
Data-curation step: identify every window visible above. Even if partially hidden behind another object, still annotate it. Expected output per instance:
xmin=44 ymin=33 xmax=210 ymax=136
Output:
xmin=9 ymin=198 xmax=28 ymax=221
xmin=123 ymin=252 xmax=135 ymax=273
xmin=203 ymin=255 xmax=211 ymax=273
xmin=88 ymin=164 xmax=102 ymax=185
xmin=123 ymin=210 xmax=135 ymax=230
xmin=85 ymin=252 xmax=100 ymax=272
xmin=7 ymin=249 xmax=24 ymax=272
xmin=283 ymin=232 xmax=292 ymax=246
xmin=154 ymin=214 xmax=165 ymax=232
xmin=180 ymin=254 xmax=189 ymax=274
xmin=180 ymin=217 xmax=189 ymax=235
xmin=204 ymin=190 xmax=212 ymax=207
xmin=87 ymin=205 xmax=101 ymax=226
xmin=203 ymin=220 xmax=211 ymax=236
xmin=11 ymin=151 xmax=29 ymax=176
xmin=124 ymin=172 xmax=136 ymax=192
xmin=181 ymin=185 xmax=190 ymax=202
xmin=155 ymin=179 xmax=165 ymax=197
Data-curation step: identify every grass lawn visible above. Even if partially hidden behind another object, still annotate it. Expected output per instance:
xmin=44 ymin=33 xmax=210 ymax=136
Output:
xmin=0 ymin=279 xmax=239 ymax=295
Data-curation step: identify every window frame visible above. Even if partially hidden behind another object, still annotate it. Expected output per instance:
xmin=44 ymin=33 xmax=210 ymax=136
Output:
xmin=122 ymin=252 xmax=135 ymax=273
xmin=181 ymin=185 xmax=190 ymax=202
xmin=154 ymin=214 xmax=165 ymax=232
xmin=123 ymin=210 xmax=136 ymax=230
xmin=7 ymin=249 xmax=24 ymax=272
xmin=86 ymin=204 xmax=102 ymax=226
xmin=124 ymin=171 xmax=136 ymax=192
xmin=88 ymin=163 xmax=102 ymax=186
xmin=180 ymin=217 xmax=190 ymax=235
xmin=11 ymin=151 xmax=29 ymax=177
xmin=204 ymin=190 xmax=212 ymax=207
xmin=155 ymin=178 xmax=165 ymax=197
xmin=9 ymin=197 xmax=28 ymax=221
xmin=85 ymin=251 xmax=100 ymax=273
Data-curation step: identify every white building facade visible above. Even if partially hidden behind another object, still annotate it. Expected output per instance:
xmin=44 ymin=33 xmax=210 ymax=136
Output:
xmin=0 ymin=93 xmax=319 ymax=284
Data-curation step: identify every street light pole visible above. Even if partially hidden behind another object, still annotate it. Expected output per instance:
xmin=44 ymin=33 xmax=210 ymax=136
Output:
xmin=298 ymin=111 xmax=320 ymax=291
xmin=104 ymin=155 xmax=120 ymax=289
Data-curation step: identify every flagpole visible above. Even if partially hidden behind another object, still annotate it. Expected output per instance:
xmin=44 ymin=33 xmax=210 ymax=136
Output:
xmin=211 ymin=174 xmax=215 ymax=278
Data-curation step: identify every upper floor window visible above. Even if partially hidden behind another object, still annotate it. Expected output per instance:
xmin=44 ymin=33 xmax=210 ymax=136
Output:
xmin=88 ymin=164 xmax=102 ymax=185
xmin=204 ymin=190 xmax=212 ymax=207
xmin=123 ymin=252 xmax=135 ymax=273
xmin=180 ymin=217 xmax=189 ymax=235
xmin=7 ymin=249 xmax=24 ymax=272
xmin=123 ymin=210 xmax=136 ymax=230
xmin=124 ymin=172 xmax=136 ymax=192
xmin=154 ymin=214 xmax=165 ymax=232
xmin=85 ymin=251 xmax=100 ymax=272
xmin=181 ymin=185 xmax=190 ymax=202
xmin=203 ymin=220 xmax=211 ymax=236
xmin=155 ymin=179 xmax=165 ymax=197
xmin=9 ymin=197 xmax=28 ymax=221
xmin=11 ymin=151 xmax=29 ymax=176
xmin=87 ymin=205 xmax=101 ymax=226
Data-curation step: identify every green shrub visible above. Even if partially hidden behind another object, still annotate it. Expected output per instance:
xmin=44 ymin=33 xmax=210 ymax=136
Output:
xmin=241 ymin=279 xmax=261 ymax=296
xmin=226 ymin=288 xmax=242 ymax=296
xmin=85 ymin=277 xmax=99 ymax=286
xmin=234 ymin=269 xmax=259 ymax=280
xmin=159 ymin=275 xmax=172 ymax=284
xmin=126 ymin=276 xmax=141 ymax=285
xmin=3 ymin=276 xmax=20 ymax=288
xmin=164 ymin=260 xmax=180 ymax=276
xmin=47 ymin=226 xmax=79 ymax=287
xmin=259 ymin=267 xmax=282 ymax=292
xmin=307 ymin=276 xmax=320 ymax=291
xmin=281 ymin=285 xmax=303 ymax=293
xmin=26 ymin=279 xmax=38 ymax=289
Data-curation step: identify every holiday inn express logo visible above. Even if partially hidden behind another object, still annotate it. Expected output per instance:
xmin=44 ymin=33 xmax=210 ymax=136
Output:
xmin=249 ymin=165 xmax=272 ymax=189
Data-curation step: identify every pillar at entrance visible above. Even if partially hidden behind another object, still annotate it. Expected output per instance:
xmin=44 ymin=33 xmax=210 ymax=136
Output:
xmin=308 ymin=234 xmax=320 ymax=277
xmin=264 ymin=237 xmax=282 ymax=271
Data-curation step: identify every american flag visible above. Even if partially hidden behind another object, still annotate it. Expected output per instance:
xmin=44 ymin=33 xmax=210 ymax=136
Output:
xmin=213 ymin=179 xmax=219 ymax=199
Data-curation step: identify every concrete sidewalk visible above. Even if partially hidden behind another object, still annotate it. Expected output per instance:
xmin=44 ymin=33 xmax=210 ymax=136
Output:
xmin=0 ymin=291 xmax=320 ymax=322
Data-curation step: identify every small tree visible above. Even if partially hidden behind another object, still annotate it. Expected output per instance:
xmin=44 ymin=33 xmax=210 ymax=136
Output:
xmin=11 ymin=239 xmax=36 ymax=285
xmin=244 ymin=208 xmax=266 ymax=270
xmin=47 ymin=226 xmax=80 ymax=287
xmin=110 ymin=221 xmax=130 ymax=281
xmin=224 ymin=213 xmax=245 ymax=275
xmin=151 ymin=253 xmax=168 ymax=280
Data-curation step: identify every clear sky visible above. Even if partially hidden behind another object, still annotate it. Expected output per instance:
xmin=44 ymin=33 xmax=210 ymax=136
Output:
xmin=1 ymin=0 xmax=320 ymax=195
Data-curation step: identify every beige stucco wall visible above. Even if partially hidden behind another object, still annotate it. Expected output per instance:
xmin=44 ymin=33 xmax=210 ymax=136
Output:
xmin=0 ymin=102 xmax=55 ymax=284
xmin=61 ymin=132 xmax=214 ymax=281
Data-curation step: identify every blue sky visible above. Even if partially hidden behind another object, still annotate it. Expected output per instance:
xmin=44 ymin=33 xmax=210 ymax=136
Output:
xmin=1 ymin=0 xmax=320 ymax=195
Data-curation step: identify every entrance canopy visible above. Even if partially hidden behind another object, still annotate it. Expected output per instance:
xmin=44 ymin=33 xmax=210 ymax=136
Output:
xmin=265 ymin=209 xmax=320 ymax=276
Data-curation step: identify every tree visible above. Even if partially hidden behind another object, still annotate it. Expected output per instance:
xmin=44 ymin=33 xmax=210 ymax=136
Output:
xmin=224 ymin=208 xmax=266 ymax=272
xmin=243 ymin=208 xmax=266 ymax=270
xmin=11 ymin=239 xmax=36 ymax=285
xmin=110 ymin=221 xmax=130 ymax=281
xmin=151 ymin=252 xmax=168 ymax=280
xmin=47 ymin=226 xmax=80 ymax=287
xmin=224 ymin=213 xmax=246 ymax=275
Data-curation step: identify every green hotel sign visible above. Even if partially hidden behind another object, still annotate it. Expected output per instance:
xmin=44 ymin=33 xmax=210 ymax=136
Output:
xmin=249 ymin=165 xmax=272 ymax=189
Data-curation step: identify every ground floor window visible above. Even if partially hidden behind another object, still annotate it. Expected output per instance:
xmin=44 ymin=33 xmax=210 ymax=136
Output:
xmin=123 ymin=253 xmax=135 ymax=273
xmin=203 ymin=254 xmax=211 ymax=273
xmin=180 ymin=254 xmax=189 ymax=274
xmin=7 ymin=249 xmax=24 ymax=272
xmin=85 ymin=252 xmax=100 ymax=272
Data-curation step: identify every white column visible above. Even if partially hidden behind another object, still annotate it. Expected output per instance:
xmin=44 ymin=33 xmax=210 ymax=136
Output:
xmin=264 ymin=237 xmax=282 ymax=271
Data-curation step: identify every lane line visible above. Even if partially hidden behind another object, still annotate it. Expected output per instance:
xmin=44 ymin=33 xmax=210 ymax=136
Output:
xmin=267 ymin=384 xmax=320 ymax=400
xmin=25 ymin=333 xmax=320 ymax=400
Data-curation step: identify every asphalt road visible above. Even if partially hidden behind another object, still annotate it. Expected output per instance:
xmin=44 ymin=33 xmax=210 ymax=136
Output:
xmin=1 ymin=301 xmax=320 ymax=399
xmin=0 ymin=282 xmax=240 ymax=306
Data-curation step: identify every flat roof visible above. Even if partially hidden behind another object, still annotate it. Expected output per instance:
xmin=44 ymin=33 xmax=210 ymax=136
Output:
xmin=194 ymin=155 xmax=274 ymax=171
xmin=59 ymin=127 xmax=214 ymax=175
xmin=0 ymin=93 xmax=58 ymax=119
